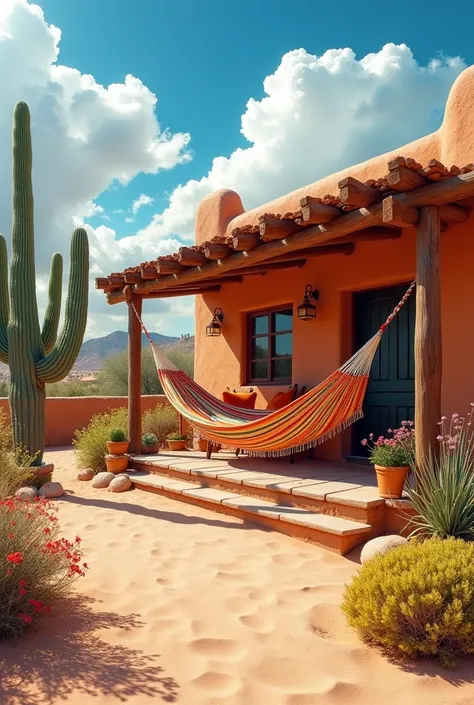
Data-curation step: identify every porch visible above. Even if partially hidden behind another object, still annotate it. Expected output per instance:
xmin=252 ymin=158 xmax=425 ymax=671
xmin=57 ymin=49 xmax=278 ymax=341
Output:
xmin=128 ymin=450 xmax=414 ymax=554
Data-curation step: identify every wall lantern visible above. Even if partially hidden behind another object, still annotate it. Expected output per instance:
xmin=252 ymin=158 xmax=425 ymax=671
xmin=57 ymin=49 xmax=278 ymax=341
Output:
xmin=297 ymin=285 xmax=319 ymax=320
xmin=206 ymin=307 xmax=224 ymax=336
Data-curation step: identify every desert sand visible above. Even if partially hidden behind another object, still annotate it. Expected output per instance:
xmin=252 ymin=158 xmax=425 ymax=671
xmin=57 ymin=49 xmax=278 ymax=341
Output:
xmin=1 ymin=448 xmax=474 ymax=705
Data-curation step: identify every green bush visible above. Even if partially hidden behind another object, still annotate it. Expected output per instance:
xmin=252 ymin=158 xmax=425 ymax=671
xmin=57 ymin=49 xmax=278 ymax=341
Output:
xmin=406 ymin=411 xmax=474 ymax=539
xmin=167 ymin=432 xmax=187 ymax=441
xmin=46 ymin=379 xmax=100 ymax=397
xmin=109 ymin=428 xmax=127 ymax=442
xmin=142 ymin=432 xmax=159 ymax=446
xmin=342 ymin=538 xmax=474 ymax=669
xmin=0 ymin=498 xmax=87 ymax=637
xmin=73 ymin=407 xmax=128 ymax=474
xmin=142 ymin=404 xmax=178 ymax=444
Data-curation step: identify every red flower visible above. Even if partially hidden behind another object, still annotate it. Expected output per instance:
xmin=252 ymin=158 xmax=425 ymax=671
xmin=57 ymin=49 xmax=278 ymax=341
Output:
xmin=43 ymin=527 xmax=51 ymax=534
xmin=8 ymin=533 xmax=14 ymax=539
xmin=19 ymin=579 xmax=27 ymax=588
xmin=18 ymin=588 xmax=27 ymax=597
xmin=6 ymin=568 xmax=13 ymax=577
xmin=7 ymin=552 xmax=23 ymax=564
xmin=75 ymin=536 xmax=82 ymax=543
xmin=28 ymin=599 xmax=44 ymax=613
xmin=17 ymin=613 xmax=32 ymax=624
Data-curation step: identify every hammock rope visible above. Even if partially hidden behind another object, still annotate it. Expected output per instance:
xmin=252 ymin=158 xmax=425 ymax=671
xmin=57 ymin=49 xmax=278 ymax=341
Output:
xmin=130 ymin=281 xmax=416 ymax=457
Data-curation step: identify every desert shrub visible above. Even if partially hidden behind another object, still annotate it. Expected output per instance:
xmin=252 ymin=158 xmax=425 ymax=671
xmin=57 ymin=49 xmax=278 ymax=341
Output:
xmin=167 ymin=432 xmax=187 ymax=441
xmin=342 ymin=538 xmax=474 ymax=669
xmin=0 ymin=450 xmax=35 ymax=500
xmin=0 ymin=380 xmax=9 ymax=398
xmin=0 ymin=498 xmax=87 ymax=637
xmin=142 ymin=404 xmax=178 ymax=444
xmin=142 ymin=432 xmax=159 ymax=446
xmin=0 ymin=408 xmax=13 ymax=453
xmin=73 ymin=407 xmax=128 ymax=473
xmin=109 ymin=428 xmax=127 ymax=442
xmin=406 ymin=411 xmax=474 ymax=539
xmin=46 ymin=379 xmax=100 ymax=397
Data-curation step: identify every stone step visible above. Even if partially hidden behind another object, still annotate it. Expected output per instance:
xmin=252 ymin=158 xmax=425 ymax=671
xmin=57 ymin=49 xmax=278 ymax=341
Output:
xmin=127 ymin=469 xmax=371 ymax=555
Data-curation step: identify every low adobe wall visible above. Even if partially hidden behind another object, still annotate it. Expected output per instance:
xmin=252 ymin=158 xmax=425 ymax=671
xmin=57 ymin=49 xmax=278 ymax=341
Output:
xmin=0 ymin=395 xmax=171 ymax=447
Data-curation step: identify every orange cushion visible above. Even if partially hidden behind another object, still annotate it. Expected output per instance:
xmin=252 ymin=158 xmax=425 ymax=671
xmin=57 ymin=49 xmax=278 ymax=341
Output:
xmin=266 ymin=386 xmax=296 ymax=410
xmin=222 ymin=390 xmax=257 ymax=409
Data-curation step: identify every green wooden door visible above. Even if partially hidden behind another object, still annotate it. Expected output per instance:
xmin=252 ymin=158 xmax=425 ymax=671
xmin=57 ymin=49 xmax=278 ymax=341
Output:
xmin=352 ymin=284 xmax=415 ymax=456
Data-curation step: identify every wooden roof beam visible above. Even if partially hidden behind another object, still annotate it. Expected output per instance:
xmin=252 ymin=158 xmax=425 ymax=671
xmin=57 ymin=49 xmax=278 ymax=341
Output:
xmin=383 ymin=197 xmax=419 ymax=227
xmin=108 ymin=284 xmax=222 ymax=305
xmin=232 ymin=232 xmax=260 ymax=251
xmin=341 ymin=226 xmax=401 ymax=242
xmin=338 ymin=177 xmax=381 ymax=208
xmin=388 ymin=165 xmax=427 ymax=192
xmin=156 ymin=259 xmax=183 ymax=275
xmin=99 ymin=169 xmax=474 ymax=304
xmin=259 ymin=215 xmax=301 ymax=241
xmin=204 ymin=242 xmax=232 ymax=260
xmin=299 ymin=196 xmax=341 ymax=224
xmin=177 ymin=247 xmax=208 ymax=267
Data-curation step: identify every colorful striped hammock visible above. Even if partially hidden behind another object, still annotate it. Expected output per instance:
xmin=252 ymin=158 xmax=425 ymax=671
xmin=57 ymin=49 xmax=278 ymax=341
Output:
xmin=136 ymin=282 xmax=415 ymax=457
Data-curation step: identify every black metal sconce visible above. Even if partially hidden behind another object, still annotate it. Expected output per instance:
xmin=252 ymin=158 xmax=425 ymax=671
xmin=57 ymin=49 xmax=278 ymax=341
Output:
xmin=206 ymin=307 xmax=224 ymax=336
xmin=297 ymin=285 xmax=319 ymax=320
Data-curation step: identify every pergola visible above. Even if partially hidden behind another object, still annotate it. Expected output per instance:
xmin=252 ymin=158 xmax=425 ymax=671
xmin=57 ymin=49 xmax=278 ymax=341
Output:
xmin=96 ymin=156 xmax=474 ymax=463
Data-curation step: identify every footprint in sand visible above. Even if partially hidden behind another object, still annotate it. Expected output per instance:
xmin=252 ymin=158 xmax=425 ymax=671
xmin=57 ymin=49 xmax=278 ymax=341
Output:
xmin=248 ymin=587 xmax=275 ymax=604
xmin=271 ymin=553 xmax=300 ymax=566
xmin=191 ymin=671 xmax=241 ymax=696
xmin=224 ymin=596 xmax=257 ymax=614
xmin=239 ymin=613 xmax=275 ymax=633
xmin=187 ymin=638 xmax=244 ymax=660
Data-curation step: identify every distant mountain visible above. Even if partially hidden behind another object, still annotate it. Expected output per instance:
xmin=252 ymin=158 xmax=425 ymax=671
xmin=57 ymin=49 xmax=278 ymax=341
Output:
xmin=73 ymin=331 xmax=182 ymax=373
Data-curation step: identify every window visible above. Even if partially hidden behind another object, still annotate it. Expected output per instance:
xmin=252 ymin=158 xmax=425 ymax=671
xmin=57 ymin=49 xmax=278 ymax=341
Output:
xmin=247 ymin=306 xmax=293 ymax=384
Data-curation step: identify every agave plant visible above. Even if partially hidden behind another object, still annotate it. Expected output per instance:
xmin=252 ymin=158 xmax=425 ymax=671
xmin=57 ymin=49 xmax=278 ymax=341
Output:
xmin=406 ymin=408 xmax=474 ymax=540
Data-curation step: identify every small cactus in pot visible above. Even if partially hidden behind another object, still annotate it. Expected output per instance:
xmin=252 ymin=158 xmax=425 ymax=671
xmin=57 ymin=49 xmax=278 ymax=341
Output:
xmin=106 ymin=428 xmax=129 ymax=456
xmin=142 ymin=432 xmax=160 ymax=454
xmin=167 ymin=432 xmax=187 ymax=451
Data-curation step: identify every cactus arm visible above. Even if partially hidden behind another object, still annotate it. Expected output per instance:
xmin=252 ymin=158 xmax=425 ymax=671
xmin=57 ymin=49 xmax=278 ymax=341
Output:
xmin=36 ymin=227 xmax=89 ymax=383
xmin=0 ymin=235 xmax=9 ymax=364
xmin=41 ymin=252 xmax=63 ymax=355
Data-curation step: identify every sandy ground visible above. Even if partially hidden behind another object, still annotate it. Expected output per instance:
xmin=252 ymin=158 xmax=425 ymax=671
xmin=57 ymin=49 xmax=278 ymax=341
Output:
xmin=1 ymin=449 xmax=474 ymax=705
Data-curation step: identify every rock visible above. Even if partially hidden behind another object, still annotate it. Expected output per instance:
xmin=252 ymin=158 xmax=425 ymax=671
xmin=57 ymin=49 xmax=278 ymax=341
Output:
xmin=39 ymin=481 xmax=65 ymax=499
xmin=108 ymin=475 xmax=132 ymax=493
xmin=361 ymin=535 xmax=408 ymax=565
xmin=77 ymin=468 xmax=94 ymax=481
xmin=31 ymin=462 xmax=54 ymax=479
xmin=92 ymin=471 xmax=115 ymax=489
xmin=15 ymin=486 xmax=38 ymax=501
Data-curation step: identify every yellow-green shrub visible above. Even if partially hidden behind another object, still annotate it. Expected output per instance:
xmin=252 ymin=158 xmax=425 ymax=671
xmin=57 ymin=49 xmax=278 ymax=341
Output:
xmin=342 ymin=538 xmax=474 ymax=669
xmin=142 ymin=404 xmax=179 ymax=444
xmin=73 ymin=407 xmax=128 ymax=474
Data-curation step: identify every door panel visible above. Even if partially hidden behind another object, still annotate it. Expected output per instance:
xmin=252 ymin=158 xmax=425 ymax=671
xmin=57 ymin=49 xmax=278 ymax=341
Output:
xmin=352 ymin=284 xmax=415 ymax=456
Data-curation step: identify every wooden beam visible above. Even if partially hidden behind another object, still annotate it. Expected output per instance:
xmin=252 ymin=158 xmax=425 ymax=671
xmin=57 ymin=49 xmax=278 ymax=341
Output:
xmin=438 ymin=203 xmax=469 ymax=223
xmin=388 ymin=165 xmax=427 ymax=192
xmin=231 ymin=259 xmax=307 ymax=276
xmin=140 ymin=264 xmax=158 ymax=280
xmin=300 ymin=196 xmax=341 ymax=224
xmin=99 ymin=169 xmax=474 ymax=303
xmin=265 ymin=243 xmax=354 ymax=262
xmin=124 ymin=270 xmax=142 ymax=284
xmin=231 ymin=231 xmax=260 ymax=251
xmin=415 ymin=206 xmax=442 ymax=471
xmin=126 ymin=290 xmax=142 ymax=455
xmin=156 ymin=259 xmax=183 ymax=275
xmin=204 ymin=242 xmax=232 ymax=260
xmin=338 ymin=176 xmax=381 ymax=207
xmin=109 ymin=284 xmax=222 ymax=305
xmin=341 ymin=226 xmax=401 ymax=242
xmin=95 ymin=277 xmax=111 ymax=290
xmin=259 ymin=215 xmax=300 ymax=241
xmin=178 ymin=247 xmax=207 ymax=267
xmin=383 ymin=196 xmax=419 ymax=227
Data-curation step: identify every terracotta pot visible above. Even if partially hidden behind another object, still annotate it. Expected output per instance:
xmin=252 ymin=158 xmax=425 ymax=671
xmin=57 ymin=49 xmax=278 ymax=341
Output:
xmin=374 ymin=465 xmax=410 ymax=499
xmin=167 ymin=440 xmax=187 ymax=451
xmin=198 ymin=439 xmax=208 ymax=452
xmin=142 ymin=443 xmax=160 ymax=454
xmin=107 ymin=440 xmax=129 ymax=455
xmin=105 ymin=454 xmax=129 ymax=474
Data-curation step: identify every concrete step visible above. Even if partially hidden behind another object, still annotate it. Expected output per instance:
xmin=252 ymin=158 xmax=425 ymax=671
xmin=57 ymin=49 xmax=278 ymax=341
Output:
xmin=127 ymin=469 xmax=372 ymax=555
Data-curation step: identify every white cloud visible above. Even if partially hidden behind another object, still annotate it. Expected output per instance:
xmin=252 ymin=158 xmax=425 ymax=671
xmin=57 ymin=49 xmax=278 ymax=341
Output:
xmin=125 ymin=216 xmax=134 ymax=223
xmin=0 ymin=2 xmax=465 ymax=341
xmin=131 ymin=193 xmax=154 ymax=214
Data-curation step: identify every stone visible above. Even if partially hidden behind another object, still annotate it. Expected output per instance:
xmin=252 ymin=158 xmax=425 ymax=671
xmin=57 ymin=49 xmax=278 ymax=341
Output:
xmin=31 ymin=462 xmax=54 ymax=478
xmin=15 ymin=486 xmax=38 ymax=500
xmin=360 ymin=535 xmax=408 ymax=565
xmin=108 ymin=475 xmax=132 ymax=493
xmin=78 ymin=468 xmax=94 ymax=481
xmin=92 ymin=471 xmax=115 ymax=489
xmin=39 ymin=481 xmax=65 ymax=499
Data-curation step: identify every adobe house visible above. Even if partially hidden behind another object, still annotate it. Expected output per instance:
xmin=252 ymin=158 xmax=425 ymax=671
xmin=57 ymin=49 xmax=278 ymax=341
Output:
xmin=97 ymin=64 xmax=474 ymax=468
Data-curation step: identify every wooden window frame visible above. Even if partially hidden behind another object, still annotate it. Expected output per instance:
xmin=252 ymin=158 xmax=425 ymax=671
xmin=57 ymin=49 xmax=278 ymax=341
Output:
xmin=246 ymin=304 xmax=293 ymax=386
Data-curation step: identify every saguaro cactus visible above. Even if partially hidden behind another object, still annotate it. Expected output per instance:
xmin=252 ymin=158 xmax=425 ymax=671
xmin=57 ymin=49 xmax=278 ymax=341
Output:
xmin=0 ymin=102 xmax=89 ymax=465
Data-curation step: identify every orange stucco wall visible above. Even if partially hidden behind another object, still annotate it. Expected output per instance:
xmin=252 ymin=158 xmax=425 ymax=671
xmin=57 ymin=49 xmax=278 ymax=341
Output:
xmin=195 ymin=218 xmax=474 ymax=461
xmin=0 ymin=395 xmax=170 ymax=447
xmin=193 ymin=64 xmax=474 ymax=461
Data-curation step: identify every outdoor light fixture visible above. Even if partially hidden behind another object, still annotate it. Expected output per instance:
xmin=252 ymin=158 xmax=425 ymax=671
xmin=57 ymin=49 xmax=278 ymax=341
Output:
xmin=206 ymin=307 xmax=224 ymax=336
xmin=297 ymin=285 xmax=319 ymax=320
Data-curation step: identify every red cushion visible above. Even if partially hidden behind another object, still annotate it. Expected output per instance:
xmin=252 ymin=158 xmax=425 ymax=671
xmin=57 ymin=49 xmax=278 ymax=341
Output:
xmin=222 ymin=390 xmax=257 ymax=409
xmin=266 ymin=386 xmax=297 ymax=410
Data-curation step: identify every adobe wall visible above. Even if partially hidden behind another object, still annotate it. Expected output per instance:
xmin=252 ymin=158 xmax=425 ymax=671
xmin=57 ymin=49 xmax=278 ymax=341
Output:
xmin=0 ymin=395 xmax=171 ymax=447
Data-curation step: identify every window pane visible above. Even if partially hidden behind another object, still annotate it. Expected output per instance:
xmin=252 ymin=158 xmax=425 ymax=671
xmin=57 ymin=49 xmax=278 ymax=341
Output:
xmin=251 ymin=360 xmax=268 ymax=379
xmin=273 ymin=309 xmax=292 ymax=333
xmin=273 ymin=333 xmax=292 ymax=357
xmin=252 ymin=315 xmax=269 ymax=335
xmin=252 ymin=338 xmax=268 ymax=359
xmin=272 ymin=358 xmax=292 ymax=380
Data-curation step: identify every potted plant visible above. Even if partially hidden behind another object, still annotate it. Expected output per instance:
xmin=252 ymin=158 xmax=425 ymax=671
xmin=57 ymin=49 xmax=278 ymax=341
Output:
xmin=105 ymin=454 xmax=129 ymax=474
xmin=142 ymin=432 xmax=160 ymax=454
xmin=167 ymin=432 xmax=187 ymax=451
xmin=362 ymin=421 xmax=415 ymax=499
xmin=106 ymin=428 xmax=129 ymax=455
xmin=197 ymin=437 xmax=208 ymax=452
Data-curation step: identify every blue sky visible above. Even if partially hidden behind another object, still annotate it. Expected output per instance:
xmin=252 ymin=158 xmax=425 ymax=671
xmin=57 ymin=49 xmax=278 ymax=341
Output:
xmin=37 ymin=0 xmax=474 ymax=239
xmin=1 ymin=1 xmax=473 ymax=339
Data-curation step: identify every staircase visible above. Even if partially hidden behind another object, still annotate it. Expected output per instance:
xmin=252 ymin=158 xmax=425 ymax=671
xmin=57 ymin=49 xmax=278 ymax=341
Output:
xmin=127 ymin=450 xmax=412 ymax=555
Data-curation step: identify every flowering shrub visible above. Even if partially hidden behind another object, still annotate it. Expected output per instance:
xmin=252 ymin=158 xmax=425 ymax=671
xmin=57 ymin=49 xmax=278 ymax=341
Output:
xmin=406 ymin=408 xmax=474 ymax=539
xmin=1 ymin=497 xmax=87 ymax=637
xmin=361 ymin=421 xmax=415 ymax=467
xmin=342 ymin=537 xmax=474 ymax=669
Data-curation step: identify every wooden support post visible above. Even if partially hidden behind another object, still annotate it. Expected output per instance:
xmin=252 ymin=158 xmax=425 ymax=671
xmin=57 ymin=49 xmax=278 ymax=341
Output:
xmin=127 ymin=294 xmax=143 ymax=454
xmin=415 ymin=205 xmax=442 ymax=470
